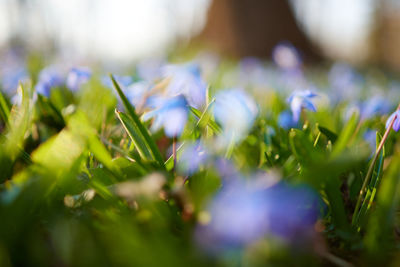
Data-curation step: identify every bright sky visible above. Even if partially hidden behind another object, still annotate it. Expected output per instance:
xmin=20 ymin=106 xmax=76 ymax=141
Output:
xmin=0 ymin=0 xmax=377 ymax=63
xmin=0 ymin=0 xmax=211 ymax=63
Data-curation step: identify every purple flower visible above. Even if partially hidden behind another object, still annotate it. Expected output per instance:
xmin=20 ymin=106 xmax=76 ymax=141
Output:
xmin=287 ymin=90 xmax=318 ymax=122
xmin=142 ymin=95 xmax=188 ymax=137
xmin=213 ymin=88 xmax=258 ymax=144
xmin=386 ymin=110 xmax=400 ymax=132
xmin=272 ymin=42 xmax=302 ymax=70
xmin=214 ymin=158 xmax=241 ymax=181
xmin=162 ymin=64 xmax=207 ymax=109
xmin=178 ymin=141 xmax=208 ymax=175
xmin=35 ymin=67 xmax=64 ymax=97
xmin=195 ymin=178 xmax=321 ymax=252
xmin=66 ymin=67 xmax=91 ymax=92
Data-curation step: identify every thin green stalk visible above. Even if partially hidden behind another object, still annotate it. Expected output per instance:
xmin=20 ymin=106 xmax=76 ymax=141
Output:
xmin=352 ymin=106 xmax=399 ymax=224
xmin=172 ymin=136 xmax=177 ymax=173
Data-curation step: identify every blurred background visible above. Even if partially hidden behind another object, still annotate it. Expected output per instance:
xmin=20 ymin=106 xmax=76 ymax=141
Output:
xmin=0 ymin=0 xmax=400 ymax=70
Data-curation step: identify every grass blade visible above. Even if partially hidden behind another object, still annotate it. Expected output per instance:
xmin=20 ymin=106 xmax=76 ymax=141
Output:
xmin=332 ymin=112 xmax=359 ymax=157
xmin=110 ymin=74 xmax=164 ymax=167
xmin=364 ymin=146 xmax=400 ymax=263
xmin=0 ymin=91 xmax=10 ymax=126
xmin=353 ymin=132 xmax=385 ymax=227
xmin=190 ymin=106 xmax=221 ymax=134
xmin=116 ymin=110 xmax=153 ymax=161
xmin=318 ymin=125 xmax=338 ymax=143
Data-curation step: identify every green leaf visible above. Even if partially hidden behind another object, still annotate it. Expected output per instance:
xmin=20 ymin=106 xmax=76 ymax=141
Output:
xmin=164 ymin=99 xmax=221 ymax=170
xmin=318 ymin=125 xmax=338 ymax=143
xmin=0 ymin=84 xmax=34 ymax=182
xmin=165 ymin=141 xmax=185 ymax=171
xmin=0 ymin=91 xmax=10 ymax=126
xmin=116 ymin=110 xmax=153 ymax=161
xmin=78 ymin=79 xmax=116 ymax=129
xmin=364 ymin=146 xmax=400 ymax=262
xmin=354 ymin=132 xmax=385 ymax=227
xmin=331 ymin=112 xmax=359 ymax=157
xmin=110 ymin=74 xmax=164 ymax=168
xmin=36 ymin=94 xmax=65 ymax=129
xmin=190 ymin=106 xmax=221 ymax=134
xmin=289 ymin=128 xmax=320 ymax=165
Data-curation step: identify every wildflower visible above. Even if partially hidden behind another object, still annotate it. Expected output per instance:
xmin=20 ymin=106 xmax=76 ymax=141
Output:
xmin=136 ymin=58 xmax=164 ymax=82
xmin=195 ymin=177 xmax=321 ymax=252
xmin=102 ymin=75 xmax=133 ymax=89
xmin=287 ymin=90 xmax=317 ymax=122
xmin=364 ymin=130 xmax=376 ymax=152
xmin=360 ymin=95 xmax=391 ymax=119
xmin=386 ymin=110 xmax=400 ymax=132
xmin=142 ymin=95 xmax=188 ymax=137
xmin=0 ymin=49 xmax=29 ymax=96
xmin=213 ymin=158 xmax=242 ymax=183
xmin=124 ymin=81 xmax=152 ymax=110
xmin=278 ymin=110 xmax=298 ymax=130
xmin=178 ymin=141 xmax=208 ymax=175
xmin=162 ymin=64 xmax=207 ymax=109
xmin=328 ymin=63 xmax=361 ymax=102
xmin=272 ymin=42 xmax=302 ymax=70
xmin=213 ymin=88 xmax=258 ymax=144
xmin=35 ymin=67 xmax=64 ymax=97
xmin=0 ymin=67 xmax=29 ymax=97
xmin=238 ymin=57 xmax=269 ymax=88
xmin=66 ymin=67 xmax=92 ymax=92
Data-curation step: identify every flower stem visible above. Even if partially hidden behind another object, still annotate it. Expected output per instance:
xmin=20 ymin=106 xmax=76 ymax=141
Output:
xmin=352 ymin=105 xmax=399 ymax=224
xmin=173 ymin=136 xmax=177 ymax=173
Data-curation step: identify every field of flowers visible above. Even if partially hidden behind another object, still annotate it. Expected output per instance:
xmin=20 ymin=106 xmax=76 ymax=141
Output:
xmin=1 ymin=44 xmax=400 ymax=266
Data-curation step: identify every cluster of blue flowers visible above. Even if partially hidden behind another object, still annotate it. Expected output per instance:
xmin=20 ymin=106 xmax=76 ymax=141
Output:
xmin=35 ymin=66 xmax=92 ymax=96
xmin=195 ymin=170 xmax=321 ymax=252
xmin=2 ymin=42 xmax=400 ymax=257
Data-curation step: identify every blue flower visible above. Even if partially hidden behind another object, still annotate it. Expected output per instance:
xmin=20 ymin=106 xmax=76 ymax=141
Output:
xmin=328 ymin=63 xmax=362 ymax=103
xmin=124 ymin=81 xmax=152 ymax=110
xmin=287 ymin=90 xmax=317 ymax=122
xmin=178 ymin=141 xmax=208 ymax=175
xmin=136 ymin=58 xmax=164 ymax=81
xmin=278 ymin=110 xmax=298 ymax=130
xmin=0 ymin=67 xmax=29 ymax=96
xmin=0 ymin=49 xmax=29 ymax=96
xmin=272 ymin=42 xmax=302 ymax=70
xmin=35 ymin=67 xmax=64 ymax=97
xmin=66 ymin=67 xmax=92 ymax=92
xmin=360 ymin=95 xmax=391 ymax=119
xmin=142 ymin=95 xmax=188 ymax=137
xmin=195 ymin=177 xmax=321 ymax=252
xmin=386 ymin=110 xmax=400 ymax=132
xmin=102 ymin=75 xmax=133 ymax=89
xmin=364 ymin=130 xmax=376 ymax=152
xmin=213 ymin=88 xmax=258 ymax=144
xmin=162 ymin=64 xmax=207 ymax=109
xmin=237 ymin=57 xmax=270 ymax=88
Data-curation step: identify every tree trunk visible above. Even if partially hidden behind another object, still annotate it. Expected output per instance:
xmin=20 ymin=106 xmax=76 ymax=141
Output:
xmin=197 ymin=0 xmax=320 ymax=61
